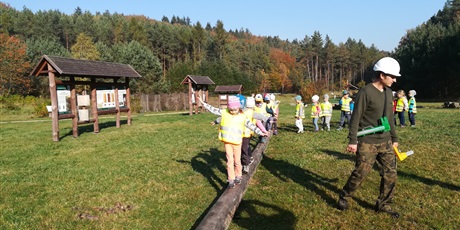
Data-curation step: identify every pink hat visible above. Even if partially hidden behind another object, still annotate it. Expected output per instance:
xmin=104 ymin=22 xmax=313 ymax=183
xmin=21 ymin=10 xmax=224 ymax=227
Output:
xmin=227 ymin=96 xmax=240 ymax=109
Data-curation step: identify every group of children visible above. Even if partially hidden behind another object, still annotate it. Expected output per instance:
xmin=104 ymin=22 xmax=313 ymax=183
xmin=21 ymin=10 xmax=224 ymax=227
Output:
xmin=295 ymin=93 xmax=335 ymax=133
xmin=294 ymin=88 xmax=417 ymax=133
xmin=199 ymin=89 xmax=417 ymax=189
xmin=198 ymin=93 xmax=279 ymax=189
xmin=394 ymin=89 xmax=417 ymax=127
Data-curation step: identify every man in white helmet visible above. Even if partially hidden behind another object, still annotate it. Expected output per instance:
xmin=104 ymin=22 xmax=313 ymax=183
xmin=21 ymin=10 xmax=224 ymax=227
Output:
xmin=338 ymin=57 xmax=401 ymax=218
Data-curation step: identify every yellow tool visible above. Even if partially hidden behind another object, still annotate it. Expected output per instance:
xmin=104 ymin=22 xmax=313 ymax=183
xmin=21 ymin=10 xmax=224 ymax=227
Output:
xmin=393 ymin=146 xmax=414 ymax=161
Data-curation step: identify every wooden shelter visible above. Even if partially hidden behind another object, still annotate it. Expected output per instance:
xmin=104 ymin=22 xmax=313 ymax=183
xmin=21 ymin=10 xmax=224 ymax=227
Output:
xmin=214 ymin=85 xmax=243 ymax=108
xmin=181 ymin=75 xmax=215 ymax=115
xmin=30 ymin=55 xmax=142 ymax=142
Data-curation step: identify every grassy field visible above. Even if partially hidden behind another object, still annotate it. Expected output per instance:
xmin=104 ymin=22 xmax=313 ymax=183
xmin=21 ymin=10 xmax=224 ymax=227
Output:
xmin=1 ymin=95 xmax=459 ymax=229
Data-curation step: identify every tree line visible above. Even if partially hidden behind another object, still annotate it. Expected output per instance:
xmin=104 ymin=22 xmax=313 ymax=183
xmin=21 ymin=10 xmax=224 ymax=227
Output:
xmin=1 ymin=0 xmax=458 ymax=99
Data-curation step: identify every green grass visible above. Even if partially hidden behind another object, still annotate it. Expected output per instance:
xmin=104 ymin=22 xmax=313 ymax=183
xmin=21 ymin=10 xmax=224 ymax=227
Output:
xmin=1 ymin=95 xmax=459 ymax=229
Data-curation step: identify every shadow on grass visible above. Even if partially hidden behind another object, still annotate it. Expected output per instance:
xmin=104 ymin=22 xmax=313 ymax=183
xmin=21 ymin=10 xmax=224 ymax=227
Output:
xmin=60 ymin=119 xmax=129 ymax=140
xmin=176 ymin=148 xmax=229 ymax=229
xmin=322 ymin=148 xmax=460 ymax=193
xmin=277 ymin=123 xmax=300 ymax=133
xmin=261 ymin=155 xmax=343 ymax=208
xmin=233 ymin=199 xmax=296 ymax=229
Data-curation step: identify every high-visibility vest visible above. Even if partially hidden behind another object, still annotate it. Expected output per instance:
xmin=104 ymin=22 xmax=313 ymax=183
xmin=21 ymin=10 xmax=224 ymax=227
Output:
xmin=295 ymin=103 xmax=305 ymax=118
xmin=311 ymin=105 xmax=321 ymax=118
xmin=254 ymin=103 xmax=267 ymax=116
xmin=396 ymin=98 xmax=405 ymax=112
xmin=320 ymin=102 xmax=333 ymax=117
xmin=272 ymin=101 xmax=279 ymax=115
xmin=266 ymin=101 xmax=273 ymax=110
xmin=340 ymin=97 xmax=352 ymax=112
xmin=243 ymin=108 xmax=255 ymax=137
xmin=409 ymin=97 xmax=417 ymax=113
xmin=219 ymin=109 xmax=246 ymax=144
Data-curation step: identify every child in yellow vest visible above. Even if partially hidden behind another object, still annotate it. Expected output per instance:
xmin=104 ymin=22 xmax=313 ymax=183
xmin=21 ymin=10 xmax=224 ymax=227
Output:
xmin=294 ymin=95 xmax=305 ymax=133
xmin=320 ymin=94 xmax=333 ymax=131
xmin=311 ymin=95 xmax=321 ymax=132
xmin=337 ymin=90 xmax=352 ymax=130
xmin=395 ymin=90 xmax=408 ymax=127
xmin=198 ymin=95 xmax=268 ymax=189
xmin=269 ymin=94 xmax=280 ymax=135
xmin=211 ymin=97 xmax=269 ymax=174
xmin=408 ymin=90 xmax=417 ymax=127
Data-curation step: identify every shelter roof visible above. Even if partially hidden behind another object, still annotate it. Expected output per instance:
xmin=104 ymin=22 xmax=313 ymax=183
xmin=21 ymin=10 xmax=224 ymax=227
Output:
xmin=214 ymin=85 xmax=243 ymax=93
xmin=30 ymin=55 xmax=142 ymax=78
xmin=181 ymin=75 xmax=215 ymax=85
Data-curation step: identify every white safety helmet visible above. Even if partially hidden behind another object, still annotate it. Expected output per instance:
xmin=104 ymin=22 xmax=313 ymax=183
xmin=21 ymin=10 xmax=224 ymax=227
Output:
xmin=409 ymin=90 xmax=417 ymax=96
xmin=246 ymin=97 xmax=256 ymax=108
xmin=312 ymin=95 xmax=319 ymax=102
xmin=270 ymin=94 xmax=276 ymax=101
xmin=373 ymin=57 xmax=401 ymax=77
xmin=255 ymin=94 xmax=263 ymax=102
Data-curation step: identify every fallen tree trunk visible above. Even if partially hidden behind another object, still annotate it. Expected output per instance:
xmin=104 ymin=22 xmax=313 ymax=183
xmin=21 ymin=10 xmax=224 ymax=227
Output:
xmin=195 ymin=135 xmax=271 ymax=230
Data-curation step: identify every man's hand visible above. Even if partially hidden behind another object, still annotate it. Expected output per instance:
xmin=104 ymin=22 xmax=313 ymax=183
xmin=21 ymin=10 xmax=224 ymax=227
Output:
xmin=347 ymin=144 xmax=357 ymax=153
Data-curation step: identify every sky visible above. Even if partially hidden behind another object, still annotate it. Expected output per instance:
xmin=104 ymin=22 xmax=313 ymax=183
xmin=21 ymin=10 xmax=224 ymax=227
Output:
xmin=4 ymin=0 xmax=447 ymax=51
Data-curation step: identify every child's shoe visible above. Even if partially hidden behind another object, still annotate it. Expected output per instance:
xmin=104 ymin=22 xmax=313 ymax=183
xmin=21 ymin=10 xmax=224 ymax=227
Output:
xmin=243 ymin=165 xmax=249 ymax=174
xmin=228 ymin=180 xmax=235 ymax=189
xmin=235 ymin=176 xmax=242 ymax=185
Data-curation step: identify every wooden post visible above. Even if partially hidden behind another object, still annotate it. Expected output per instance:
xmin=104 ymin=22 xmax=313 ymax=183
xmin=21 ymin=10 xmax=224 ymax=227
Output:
xmin=114 ymin=78 xmax=120 ymax=128
xmin=91 ymin=78 xmax=99 ymax=133
xmin=115 ymin=88 xmax=120 ymax=128
xmin=126 ymin=78 xmax=132 ymax=125
xmin=188 ymin=81 xmax=193 ymax=116
xmin=70 ymin=77 xmax=78 ymax=137
xmin=196 ymin=134 xmax=272 ymax=230
xmin=48 ymin=64 xmax=59 ymax=142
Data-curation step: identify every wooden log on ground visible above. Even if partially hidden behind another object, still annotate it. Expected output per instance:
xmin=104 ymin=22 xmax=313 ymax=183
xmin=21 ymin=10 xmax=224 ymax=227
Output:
xmin=195 ymin=134 xmax=272 ymax=230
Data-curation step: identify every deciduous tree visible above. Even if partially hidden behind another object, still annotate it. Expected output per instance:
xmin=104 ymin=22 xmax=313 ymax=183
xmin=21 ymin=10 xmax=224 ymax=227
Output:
xmin=0 ymin=34 xmax=31 ymax=96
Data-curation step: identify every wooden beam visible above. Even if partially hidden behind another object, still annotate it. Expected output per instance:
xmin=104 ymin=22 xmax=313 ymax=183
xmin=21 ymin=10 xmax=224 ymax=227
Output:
xmin=91 ymin=79 xmax=99 ymax=133
xmin=188 ymin=82 xmax=193 ymax=116
xmin=115 ymin=88 xmax=121 ymax=128
xmin=126 ymin=78 xmax=132 ymax=125
xmin=70 ymin=77 xmax=78 ymax=138
xmin=48 ymin=63 xmax=59 ymax=142
xmin=58 ymin=114 xmax=76 ymax=120
xmin=195 ymin=134 xmax=272 ymax=230
xmin=60 ymin=81 xmax=127 ymax=87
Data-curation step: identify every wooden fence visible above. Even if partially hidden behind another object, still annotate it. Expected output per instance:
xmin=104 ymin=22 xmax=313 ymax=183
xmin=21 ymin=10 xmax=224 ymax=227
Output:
xmin=137 ymin=93 xmax=220 ymax=113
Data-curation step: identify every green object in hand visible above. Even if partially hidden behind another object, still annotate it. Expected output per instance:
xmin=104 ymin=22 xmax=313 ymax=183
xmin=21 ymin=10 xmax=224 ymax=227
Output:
xmin=357 ymin=117 xmax=391 ymax=137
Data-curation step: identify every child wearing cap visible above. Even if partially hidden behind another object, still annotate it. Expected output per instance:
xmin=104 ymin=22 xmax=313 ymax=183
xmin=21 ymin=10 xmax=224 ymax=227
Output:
xmin=408 ymin=90 xmax=417 ymax=127
xmin=311 ymin=95 xmax=321 ymax=132
xmin=294 ymin=95 xmax=305 ymax=133
xmin=211 ymin=97 xmax=269 ymax=174
xmin=242 ymin=97 xmax=269 ymax=174
xmin=320 ymin=94 xmax=333 ymax=131
xmin=198 ymin=95 xmax=268 ymax=189
xmin=255 ymin=94 xmax=275 ymax=142
xmin=337 ymin=90 xmax=352 ymax=130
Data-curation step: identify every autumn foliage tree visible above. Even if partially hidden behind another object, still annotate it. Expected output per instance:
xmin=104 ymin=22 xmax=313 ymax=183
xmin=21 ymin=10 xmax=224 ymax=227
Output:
xmin=0 ymin=34 xmax=31 ymax=96
xmin=269 ymin=48 xmax=295 ymax=93
xmin=71 ymin=33 xmax=100 ymax=60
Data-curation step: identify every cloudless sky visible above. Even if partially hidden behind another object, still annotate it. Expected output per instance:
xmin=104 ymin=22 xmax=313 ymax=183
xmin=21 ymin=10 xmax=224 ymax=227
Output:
xmin=5 ymin=0 xmax=446 ymax=51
